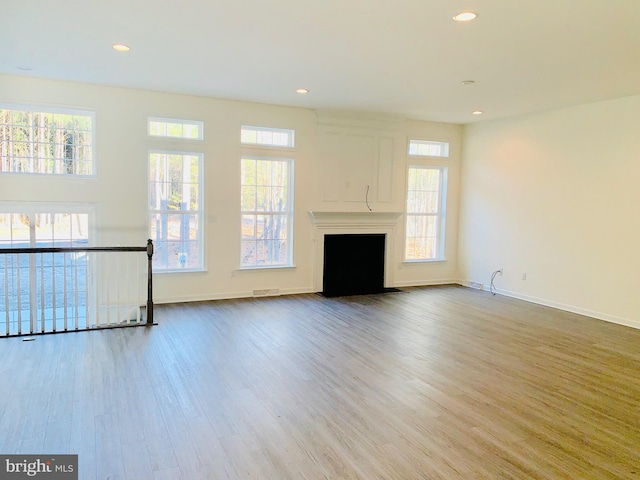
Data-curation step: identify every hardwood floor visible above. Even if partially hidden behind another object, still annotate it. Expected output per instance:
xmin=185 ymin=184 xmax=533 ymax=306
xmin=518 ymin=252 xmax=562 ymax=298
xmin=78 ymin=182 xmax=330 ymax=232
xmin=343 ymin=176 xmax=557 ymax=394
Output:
xmin=1 ymin=285 xmax=639 ymax=479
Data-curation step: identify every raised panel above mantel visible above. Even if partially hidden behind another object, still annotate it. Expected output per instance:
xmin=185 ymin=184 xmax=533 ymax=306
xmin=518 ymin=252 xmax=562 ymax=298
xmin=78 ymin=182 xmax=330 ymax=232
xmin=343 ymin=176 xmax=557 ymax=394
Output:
xmin=316 ymin=115 xmax=397 ymax=206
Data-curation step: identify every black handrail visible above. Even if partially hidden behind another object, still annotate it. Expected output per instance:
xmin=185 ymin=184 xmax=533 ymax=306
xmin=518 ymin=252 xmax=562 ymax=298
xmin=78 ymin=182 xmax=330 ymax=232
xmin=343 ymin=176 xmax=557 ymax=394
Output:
xmin=0 ymin=246 xmax=147 ymax=254
xmin=0 ymin=239 xmax=155 ymax=329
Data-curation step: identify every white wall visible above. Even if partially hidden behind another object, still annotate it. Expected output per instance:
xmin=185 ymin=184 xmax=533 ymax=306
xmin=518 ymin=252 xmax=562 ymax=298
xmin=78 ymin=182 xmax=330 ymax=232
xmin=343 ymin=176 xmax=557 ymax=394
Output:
xmin=0 ymin=75 xmax=462 ymax=303
xmin=459 ymin=95 xmax=640 ymax=327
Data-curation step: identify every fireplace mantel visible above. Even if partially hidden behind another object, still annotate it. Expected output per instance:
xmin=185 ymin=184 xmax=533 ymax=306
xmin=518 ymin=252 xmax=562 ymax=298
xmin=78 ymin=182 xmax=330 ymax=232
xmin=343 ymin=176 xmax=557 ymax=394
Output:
xmin=309 ymin=211 xmax=404 ymax=292
xmin=308 ymin=211 xmax=403 ymax=227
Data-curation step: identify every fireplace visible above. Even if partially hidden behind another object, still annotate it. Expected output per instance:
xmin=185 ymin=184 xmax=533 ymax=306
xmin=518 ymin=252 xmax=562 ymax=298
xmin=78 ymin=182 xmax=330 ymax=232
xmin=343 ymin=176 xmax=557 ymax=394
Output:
xmin=309 ymin=211 xmax=403 ymax=294
xmin=323 ymin=233 xmax=386 ymax=297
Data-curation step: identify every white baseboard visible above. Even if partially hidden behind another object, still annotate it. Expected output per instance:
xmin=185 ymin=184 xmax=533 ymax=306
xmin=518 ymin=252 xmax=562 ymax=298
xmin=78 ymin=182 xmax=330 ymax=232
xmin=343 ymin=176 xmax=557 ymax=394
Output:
xmin=459 ymin=281 xmax=640 ymax=330
xmin=393 ymin=278 xmax=458 ymax=288
xmin=155 ymin=286 xmax=315 ymax=305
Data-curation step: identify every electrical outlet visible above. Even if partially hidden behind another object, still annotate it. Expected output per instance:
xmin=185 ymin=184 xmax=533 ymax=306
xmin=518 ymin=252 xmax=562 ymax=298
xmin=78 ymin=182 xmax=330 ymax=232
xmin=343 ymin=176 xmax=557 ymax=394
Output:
xmin=522 ymin=272 xmax=527 ymax=280
xmin=499 ymin=268 xmax=503 ymax=275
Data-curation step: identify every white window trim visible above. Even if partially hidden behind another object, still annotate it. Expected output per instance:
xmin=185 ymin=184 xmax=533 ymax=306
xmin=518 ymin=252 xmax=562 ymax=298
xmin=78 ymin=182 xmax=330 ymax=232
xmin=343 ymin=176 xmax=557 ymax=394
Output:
xmin=0 ymin=103 xmax=97 ymax=177
xmin=404 ymin=165 xmax=448 ymax=262
xmin=240 ymin=156 xmax=294 ymax=269
xmin=148 ymin=117 xmax=204 ymax=141
xmin=148 ymin=149 xmax=205 ymax=273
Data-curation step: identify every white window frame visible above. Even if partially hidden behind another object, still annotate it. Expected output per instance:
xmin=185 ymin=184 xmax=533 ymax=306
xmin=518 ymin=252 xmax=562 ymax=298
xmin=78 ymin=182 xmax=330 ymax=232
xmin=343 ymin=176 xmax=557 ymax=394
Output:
xmin=240 ymin=156 xmax=294 ymax=269
xmin=0 ymin=203 xmax=96 ymax=331
xmin=148 ymin=150 xmax=204 ymax=273
xmin=0 ymin=104 xmax=96 ymax=176
xmin=408 ymin=139 xmax=449 ymax=158
xmin=404 ymin=165 xmax=447 ymax=262
xmin=148 ymin=117 xmax=204 ymax=141
xmin=240 ymin=125 xmax=295 ymax=149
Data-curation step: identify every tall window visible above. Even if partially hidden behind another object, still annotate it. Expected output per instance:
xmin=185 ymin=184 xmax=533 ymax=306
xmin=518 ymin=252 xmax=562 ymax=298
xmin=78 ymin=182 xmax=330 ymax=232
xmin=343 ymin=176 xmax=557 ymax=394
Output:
xmin=405 ymin=166 xmax=447 ymax=261
xmin=0 ymin=105 xmax=94 ymax=175
xmin=240 ymin=157 xmax=293 ymax=268
xmin=149 ymin=151 xmax=203 ymax=271
xmin=0 ymin=208 xmax=91 ymax=328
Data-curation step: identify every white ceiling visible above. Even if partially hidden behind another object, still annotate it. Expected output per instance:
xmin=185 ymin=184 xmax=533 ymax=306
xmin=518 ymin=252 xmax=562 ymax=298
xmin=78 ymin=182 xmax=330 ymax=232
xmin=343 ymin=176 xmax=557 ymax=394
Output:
xmin=2 ymin=0 xmax=640 ymax=124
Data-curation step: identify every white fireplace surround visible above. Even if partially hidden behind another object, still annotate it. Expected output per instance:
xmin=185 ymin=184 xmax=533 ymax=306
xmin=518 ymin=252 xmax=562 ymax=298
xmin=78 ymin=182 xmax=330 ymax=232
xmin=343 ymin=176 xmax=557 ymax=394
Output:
xmin=309 ymin=211 xmax=404 ymax=292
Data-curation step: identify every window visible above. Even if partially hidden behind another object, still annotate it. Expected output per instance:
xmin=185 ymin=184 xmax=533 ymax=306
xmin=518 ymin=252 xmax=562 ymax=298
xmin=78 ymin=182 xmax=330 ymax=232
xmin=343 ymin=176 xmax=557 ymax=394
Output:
xmin=0 ymin=208 xmax=91 ymax=328
xmin=240 ymin=157 xmax=293 ymax=268
xmin=148 ymin=117 xmax=203 ymax=140
xmin=241 ymin=125 xmax=295 ymax=148
xmin=0 ymin=105 xmax=94 ymax=175
xmin=149 ymin=151 xmax=203 ymax=271
xmin=408 ymin=139 xmax=449 ymax=158
xmin=405 ymin=166 xmax=447 ymax=261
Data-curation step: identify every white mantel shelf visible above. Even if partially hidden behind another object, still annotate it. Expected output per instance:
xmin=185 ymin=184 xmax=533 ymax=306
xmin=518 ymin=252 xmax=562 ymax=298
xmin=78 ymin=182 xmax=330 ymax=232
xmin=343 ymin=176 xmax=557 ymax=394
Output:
xmin=308 ymin=211 xmax=403 ymax=227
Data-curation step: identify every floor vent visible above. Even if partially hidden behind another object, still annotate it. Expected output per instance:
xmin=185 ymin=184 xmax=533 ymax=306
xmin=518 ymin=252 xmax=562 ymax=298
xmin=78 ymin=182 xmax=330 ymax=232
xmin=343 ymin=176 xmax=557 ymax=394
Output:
xmin=253 ymin=288 xmax=281 ymax=297
xmin=468 ymin=281 xmax=485 ymax=290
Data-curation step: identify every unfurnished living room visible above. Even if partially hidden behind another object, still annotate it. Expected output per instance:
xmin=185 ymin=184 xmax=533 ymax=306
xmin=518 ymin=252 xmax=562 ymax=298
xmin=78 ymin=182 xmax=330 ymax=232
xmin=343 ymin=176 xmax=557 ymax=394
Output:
xmin=1 ymin=1 xmax=640 ymax=479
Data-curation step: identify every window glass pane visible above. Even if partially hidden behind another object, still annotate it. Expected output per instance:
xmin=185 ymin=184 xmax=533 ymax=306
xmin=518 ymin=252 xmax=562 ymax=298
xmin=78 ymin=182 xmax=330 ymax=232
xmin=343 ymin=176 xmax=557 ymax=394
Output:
xmin=405 ymin=237 xmax=416 ymax=259
xmin=256 ymin=214 xmax=268 ymax=238
xmin=256 ymin=186 xmax=270 ymax=211
xmin=271 ymin=187 xmax=287 ymax=212
xmin=241 ymin=186 xmax=256 ymax=211
xmin=241 ymin=159 xmax=256 ymax=184
xmin=240 ymin=126 xmax=295 ymax=148
xmin=0 ymin=106 xmax=94 ymax=175
xmin=405 ymin=166 xmax=446 ymax=261
xmin=240 ymin=157 xmax=293 ymax=267
xmin=257 ymin=160 xmax=272 ymax=185
xmin=241 ymin=215 xmax=256 ymax=240
xmin=425 ymin=237 xmax=438 ymax=259
xmin=0 ymin=210 xmax=91 ymax=331
xmin=241 ymin=240 xmax=257 ymax=265
xmin=408 ymin=140 xmax=449 ymax=158
xmin=147 ymin=117 xmax=203 ymax=140
xmin=413 ymin=237 xmax=426 ymax=259
xmin=271 ymin=215 xmax=288 ymax=239
xmin=149 ymin=152 xmax=203 ymax=271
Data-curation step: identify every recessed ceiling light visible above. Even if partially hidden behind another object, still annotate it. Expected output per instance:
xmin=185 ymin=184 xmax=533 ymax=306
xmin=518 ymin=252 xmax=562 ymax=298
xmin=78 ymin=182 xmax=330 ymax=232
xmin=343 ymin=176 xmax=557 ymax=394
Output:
xmin=461 ymin=80 xmax=475 ymax=85
xmin=296 ymin=88 xmax=309 ymax=94
xmin=453 ymin=12 xmax=477 ymax=22
xmin=112 ymin=44 xmax=130 ymax=52
xmin=471 ymin=110 xmax=484 ymax=115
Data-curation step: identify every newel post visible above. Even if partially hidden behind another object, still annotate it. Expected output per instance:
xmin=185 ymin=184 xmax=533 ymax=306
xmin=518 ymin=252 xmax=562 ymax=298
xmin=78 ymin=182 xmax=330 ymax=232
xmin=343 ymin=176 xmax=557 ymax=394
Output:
xmin=146 ymin=239 xmax=154 ymax=325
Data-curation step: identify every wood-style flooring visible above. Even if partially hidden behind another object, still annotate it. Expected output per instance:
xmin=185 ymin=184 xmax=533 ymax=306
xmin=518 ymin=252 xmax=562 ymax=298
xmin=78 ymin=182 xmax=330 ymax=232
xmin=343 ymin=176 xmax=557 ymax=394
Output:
xmin=1 ymin=285 xmax=639 ymax=479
